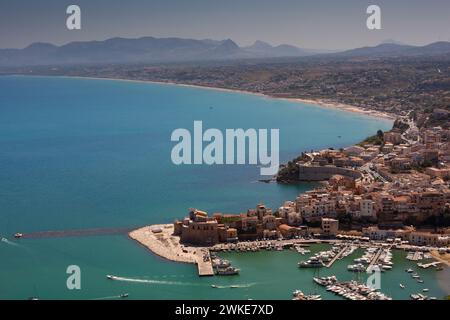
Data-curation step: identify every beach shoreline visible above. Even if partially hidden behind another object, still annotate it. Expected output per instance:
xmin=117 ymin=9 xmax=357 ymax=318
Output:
xmin=27 ymin=74 xmax=396 ymax=121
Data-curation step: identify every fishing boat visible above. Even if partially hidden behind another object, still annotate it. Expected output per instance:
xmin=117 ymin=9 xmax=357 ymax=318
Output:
xmin=215 ymin=266 xmax=240 ymax=275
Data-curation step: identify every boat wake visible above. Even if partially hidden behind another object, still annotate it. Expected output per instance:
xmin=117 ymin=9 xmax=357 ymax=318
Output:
xmin=107 ymin=275 xmax=199 ymax=286
xmin=0 ymin=237 xmax=21 ymax=247
xmin=92 ymin=294 xmax=127 ymax=300
xmin=212 ymin=283 xmax=257 ymax=289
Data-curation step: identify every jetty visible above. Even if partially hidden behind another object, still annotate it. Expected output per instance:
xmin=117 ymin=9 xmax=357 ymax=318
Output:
xmin=325 ymin=245 xmax=350 ymax=268
xmin=15 ymin=227 xmax=136 ymax=239
xmin=197 ymin=259 xmax=214 ymax=276
xmin=366 ymin=248 xmax=383 ymax=271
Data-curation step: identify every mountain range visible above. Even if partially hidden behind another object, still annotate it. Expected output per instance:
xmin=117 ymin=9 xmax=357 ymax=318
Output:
xmin=0 ymin=36 xmax=449 ymax=67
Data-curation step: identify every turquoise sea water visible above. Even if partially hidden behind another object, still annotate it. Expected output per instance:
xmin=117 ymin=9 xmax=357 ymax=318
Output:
xmin=0 ymin=75 xmax=441 ymax=300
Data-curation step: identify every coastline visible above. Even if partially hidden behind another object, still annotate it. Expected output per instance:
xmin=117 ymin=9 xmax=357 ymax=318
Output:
xmin=37 ymin=74 xmax=396 ymax=122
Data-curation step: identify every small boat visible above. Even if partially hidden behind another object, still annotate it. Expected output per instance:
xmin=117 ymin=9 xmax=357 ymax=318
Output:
xmin=28 ymin=297 xmax=39 ymax=301
xmin=106 ymin=275 xmax=116 ymax=280
xmin=422 ymin=288 xmax=429 ymax=292
xmin=405 ymin=268 xmax=414 ymax=273
xmin=14 ymin=233 xmax=23 ymax=239
xmin=230 ymin=285 xmax=239 ymax=289
xmin=399 ymin=284 xmax=405 ymax=289
xmin=417 ymin=279 xmax=424 ymax=284
xmin=120 ymin=293 xmax=129 ymax=298
xmin=211 ymin=285 xmax=218 ymax=288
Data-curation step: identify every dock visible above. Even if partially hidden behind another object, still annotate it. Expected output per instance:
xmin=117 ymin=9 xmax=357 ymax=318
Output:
xmin=325 ymin=245 xmax=349 ymax=268
xmin=17 ymin=227 xmax=137 ymax=239
xmin=366 ymin=248 xmax=383 ymax=271
xmin=197 ymin=259 xmax=214 ymax=276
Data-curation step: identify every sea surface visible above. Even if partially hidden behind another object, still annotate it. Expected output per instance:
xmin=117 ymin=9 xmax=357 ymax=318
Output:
xmin=0 ymin=75 xmax=442 ymax=300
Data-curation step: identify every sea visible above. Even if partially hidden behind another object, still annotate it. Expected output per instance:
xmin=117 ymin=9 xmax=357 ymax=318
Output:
xmin=1 ymin=75 xmax=446 ymax=300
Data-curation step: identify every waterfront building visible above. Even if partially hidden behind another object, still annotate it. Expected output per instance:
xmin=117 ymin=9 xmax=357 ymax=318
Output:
xmin=278 ymin=224 xmax=308 ymax=238
xmin=321 ymin=218 xmax=339 ymax=236
xmin=174 ymin=209 xmax=220 ymax=245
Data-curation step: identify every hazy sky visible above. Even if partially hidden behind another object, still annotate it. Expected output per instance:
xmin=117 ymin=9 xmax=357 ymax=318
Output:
xmin=1 ymin=0 xmax=449 ymax=50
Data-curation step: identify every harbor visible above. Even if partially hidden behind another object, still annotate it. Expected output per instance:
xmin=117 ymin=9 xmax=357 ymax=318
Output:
xmin=125 ymin=224 xmax=449 ymax=299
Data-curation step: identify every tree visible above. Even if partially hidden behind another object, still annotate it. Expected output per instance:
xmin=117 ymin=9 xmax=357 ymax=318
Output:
xmin=376 ymin=130 xmax=384 ymax=139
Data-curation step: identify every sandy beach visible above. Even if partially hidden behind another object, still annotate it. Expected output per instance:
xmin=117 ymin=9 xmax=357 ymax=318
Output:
xmin=286 ymin=97 xmax=396 ymax=120
xmin=54 ymin=75 xmax=396 ymax=121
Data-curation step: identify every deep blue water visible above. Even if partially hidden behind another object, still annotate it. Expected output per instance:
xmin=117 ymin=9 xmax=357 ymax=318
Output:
xmin=0 ymin=75 xmax=396 ymax=299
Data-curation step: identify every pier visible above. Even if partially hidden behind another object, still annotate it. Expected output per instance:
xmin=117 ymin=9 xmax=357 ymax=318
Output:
xmin=366 ymin=248 xmax=383 ymax=271
xmin=16 ymin=227 xmax=137 ymax=239
xmin=197 ymin=259 xmax=214 ymax=276
xmin=325 ymin=245 xmax=350 ymax=268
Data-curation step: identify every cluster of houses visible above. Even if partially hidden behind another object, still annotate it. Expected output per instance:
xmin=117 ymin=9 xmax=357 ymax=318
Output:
xmin=173 ymin=124 xmax=450 ymax=247
xmin=294 ymin=126 xmax=450 ymax=226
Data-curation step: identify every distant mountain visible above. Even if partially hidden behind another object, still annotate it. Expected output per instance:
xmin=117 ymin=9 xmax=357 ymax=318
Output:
xmin=336 ymin=41 xmax=450 ymax=58
xmin=243 ymin=40 xmax=310 ymax=57
xmin=0 ymin=37 xmax=314 ymax=67
xmin=380 ymin=39 xmax=406 ymax=46
xmin=1 ymin=37 xmax=449 ymax=68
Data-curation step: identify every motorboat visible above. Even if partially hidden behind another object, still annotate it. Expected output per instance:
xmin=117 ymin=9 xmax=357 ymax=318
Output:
xmin=298 ymin=257 xmax=324 ymax=268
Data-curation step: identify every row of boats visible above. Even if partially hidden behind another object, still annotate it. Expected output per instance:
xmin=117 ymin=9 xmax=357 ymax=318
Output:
xmin=298 ymin=244 xmax=350 ymax=268
xmin=313 ymin=276 xmax=392 ymax=300
xmin=292 ymin=290 xmax=321 ymax=300
xmin=348 ymin=247 xmax=394 ymax=272
xmin=212 ymin=241 xmax=285 ymax=253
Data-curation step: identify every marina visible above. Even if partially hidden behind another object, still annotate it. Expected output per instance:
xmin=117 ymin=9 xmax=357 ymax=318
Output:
xmin=313 ymin=276 xmax=392 ymax=300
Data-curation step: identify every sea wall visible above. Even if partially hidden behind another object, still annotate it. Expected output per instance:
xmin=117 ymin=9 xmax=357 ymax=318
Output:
xmin=298 ymin=165 xmax=362 ymax=181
